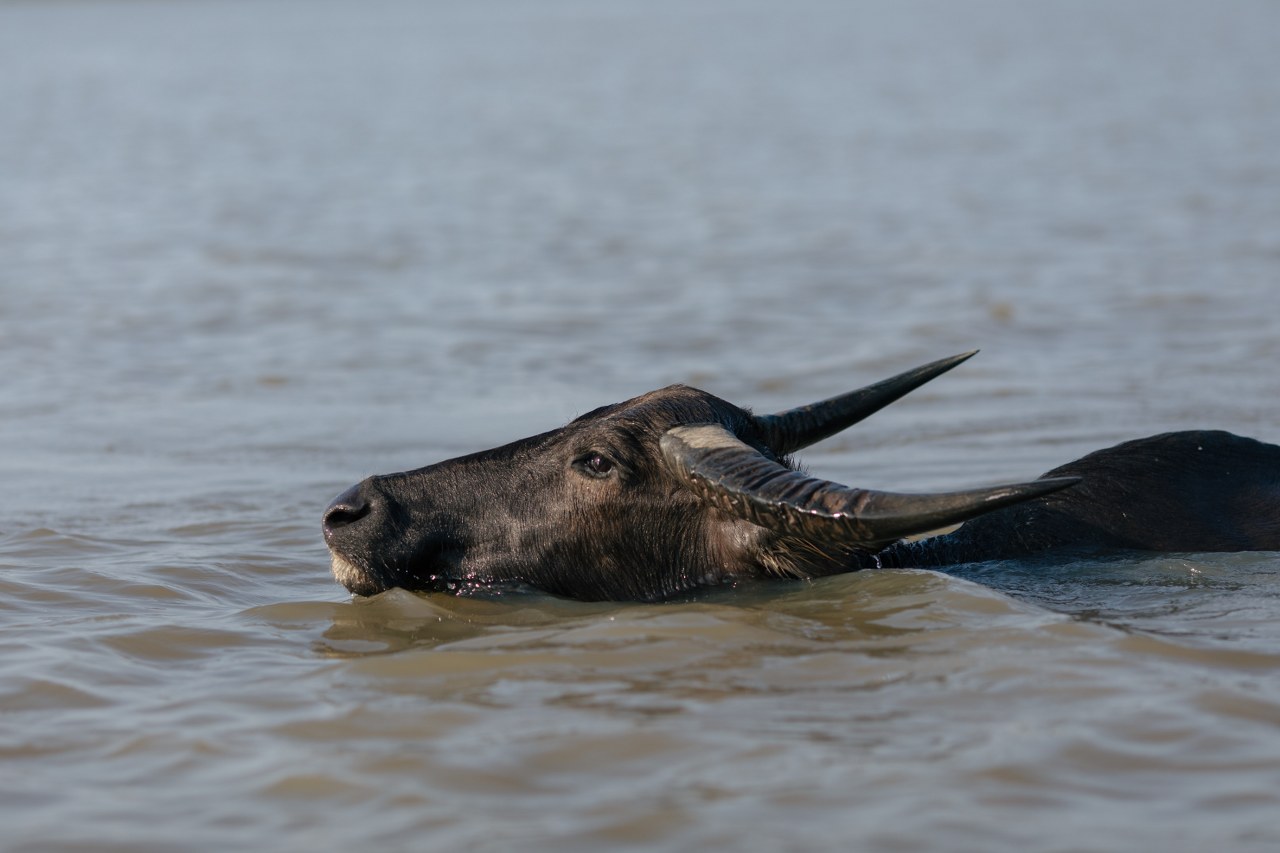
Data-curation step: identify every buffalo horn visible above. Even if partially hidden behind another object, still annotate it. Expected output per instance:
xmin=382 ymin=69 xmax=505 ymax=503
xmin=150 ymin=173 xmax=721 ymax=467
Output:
xmin=754 ymin=352 xmax=977 ymax=456
xmin=660 ymin=423 xmax=1079 ymax=551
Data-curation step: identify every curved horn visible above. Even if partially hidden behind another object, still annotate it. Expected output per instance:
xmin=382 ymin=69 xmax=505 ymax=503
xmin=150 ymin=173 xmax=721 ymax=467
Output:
xmin=755 ymin=352 xmax=977 ymax=456
xmin=660 ymin=423 xmax=1078 ymax=551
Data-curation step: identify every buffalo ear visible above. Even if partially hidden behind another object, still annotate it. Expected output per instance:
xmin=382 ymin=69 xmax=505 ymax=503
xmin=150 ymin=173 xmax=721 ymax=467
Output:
xmin=660 ymin=423 xmax=1078 ymax=552
xmin=754 ymin=352 xmax=976 ymax=456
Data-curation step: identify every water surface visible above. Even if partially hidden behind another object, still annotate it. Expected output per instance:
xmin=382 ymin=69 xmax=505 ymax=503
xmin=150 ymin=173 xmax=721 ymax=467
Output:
xmin=2 ymin=1 xmax=1279 ymax=850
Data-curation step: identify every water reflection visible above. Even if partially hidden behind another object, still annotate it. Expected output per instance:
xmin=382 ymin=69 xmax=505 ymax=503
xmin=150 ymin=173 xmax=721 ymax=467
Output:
xmin=302 ymin=570 xmax=1068 ymax=676
xmin=950 ymin=552 xmax=1280 ymax=652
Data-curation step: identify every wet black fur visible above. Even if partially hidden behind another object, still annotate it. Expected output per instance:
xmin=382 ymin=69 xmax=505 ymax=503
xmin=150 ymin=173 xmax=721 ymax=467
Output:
xmin=325 ymin=386 xmax=1280 ymax=602
xmin=878 ymin=431 xmax=1280 ymax=567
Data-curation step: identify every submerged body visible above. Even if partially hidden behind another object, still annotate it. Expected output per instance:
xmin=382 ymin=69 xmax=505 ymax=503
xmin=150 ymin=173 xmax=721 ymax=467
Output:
xmin=874 ymin=430 xmax=1280 ymax=568
xmin=323 ymin=355 xmax=1280 ymax=601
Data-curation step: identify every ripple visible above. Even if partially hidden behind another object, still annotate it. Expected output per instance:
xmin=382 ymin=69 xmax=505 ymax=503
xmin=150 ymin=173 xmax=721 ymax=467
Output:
xmin=4 ymin=0 xmax=1280 ymax=849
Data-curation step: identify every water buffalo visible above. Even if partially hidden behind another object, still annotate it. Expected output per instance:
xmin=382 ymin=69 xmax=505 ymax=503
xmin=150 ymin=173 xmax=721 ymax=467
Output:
xmin=323 ymin=353 xmax=1280 ymax=601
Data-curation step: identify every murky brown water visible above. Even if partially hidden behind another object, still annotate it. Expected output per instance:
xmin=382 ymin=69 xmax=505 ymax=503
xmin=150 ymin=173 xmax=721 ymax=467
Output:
xmin=3 ymin=0 xmax=1280 ymax=850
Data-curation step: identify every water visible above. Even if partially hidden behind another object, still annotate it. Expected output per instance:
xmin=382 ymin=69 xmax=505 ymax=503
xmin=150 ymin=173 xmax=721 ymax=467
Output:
xmin=2 ymin=0 xmax=1280 ymax=849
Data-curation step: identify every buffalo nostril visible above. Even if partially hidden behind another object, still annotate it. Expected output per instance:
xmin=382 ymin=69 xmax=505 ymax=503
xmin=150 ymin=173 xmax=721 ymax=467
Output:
xmin=323 ymin=483 xmax=374 ymax=541
xmin=325 ymin=501 xmax=369 ymax=529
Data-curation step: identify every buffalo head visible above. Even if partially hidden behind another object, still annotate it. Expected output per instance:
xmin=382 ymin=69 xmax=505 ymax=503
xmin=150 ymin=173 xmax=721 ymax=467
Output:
xmin=322 ymin=353 xmax=1076 ymax=601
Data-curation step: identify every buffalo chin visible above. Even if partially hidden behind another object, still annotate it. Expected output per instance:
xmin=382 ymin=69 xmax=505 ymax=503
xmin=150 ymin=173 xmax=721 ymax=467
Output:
xmin=329 ymin=552 xmax=386 ymax=597
xmin=329 ymin=549 xmax=480 ymax=597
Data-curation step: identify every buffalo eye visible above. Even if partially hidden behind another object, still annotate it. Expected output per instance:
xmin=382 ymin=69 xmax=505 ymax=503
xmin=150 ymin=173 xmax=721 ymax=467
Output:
xmin=577 ymin=452 xmax=615 ymax=478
